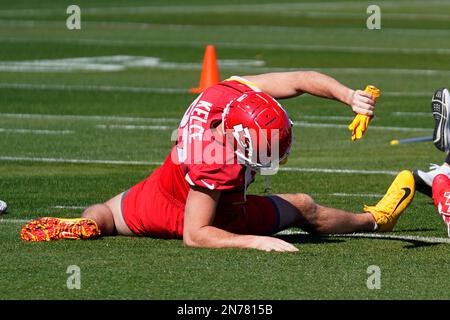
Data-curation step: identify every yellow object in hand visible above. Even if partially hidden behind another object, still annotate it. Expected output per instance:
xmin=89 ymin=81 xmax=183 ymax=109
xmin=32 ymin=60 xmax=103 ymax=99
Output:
xmin=348 ymin=85 xmax=381 ymax=141
xmin=348 ymin=114 xmax=370 ymax=141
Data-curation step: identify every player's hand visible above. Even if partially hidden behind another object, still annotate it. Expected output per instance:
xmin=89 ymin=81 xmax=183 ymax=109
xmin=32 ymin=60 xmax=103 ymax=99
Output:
xmin=250 ymin=236 xmax=299 ymax=252
xmin=348 ymin=90 xmax=375 ymax=116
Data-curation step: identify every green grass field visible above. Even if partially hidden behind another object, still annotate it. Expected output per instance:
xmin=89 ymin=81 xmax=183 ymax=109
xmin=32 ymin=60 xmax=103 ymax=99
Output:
xmin=1 ymin=0 xmax=450 ymax=300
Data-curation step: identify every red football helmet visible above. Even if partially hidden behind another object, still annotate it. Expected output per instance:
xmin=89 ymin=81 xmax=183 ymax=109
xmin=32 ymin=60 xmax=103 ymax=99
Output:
xmin=222 ymin=91 xmax=293 ymax=170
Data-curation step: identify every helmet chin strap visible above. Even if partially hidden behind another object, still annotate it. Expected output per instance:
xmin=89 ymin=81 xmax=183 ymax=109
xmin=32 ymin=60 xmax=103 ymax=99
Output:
xmin=264 ymin=176 xmax=271 ymax=194
xmin=236 ymin=152 xmax=274 ymax=195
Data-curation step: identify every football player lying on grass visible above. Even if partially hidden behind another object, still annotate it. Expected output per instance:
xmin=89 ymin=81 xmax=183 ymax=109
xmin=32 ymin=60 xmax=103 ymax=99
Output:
xmin=20 ymin=71 xmax=416 ymax=251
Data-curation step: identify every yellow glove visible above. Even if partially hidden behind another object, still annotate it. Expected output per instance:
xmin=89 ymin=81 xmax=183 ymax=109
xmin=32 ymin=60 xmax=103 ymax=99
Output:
xmin=348 ymin=114 xmax=371 ymax=141
xmin=348 ymin=85 xmax=380 ymax=141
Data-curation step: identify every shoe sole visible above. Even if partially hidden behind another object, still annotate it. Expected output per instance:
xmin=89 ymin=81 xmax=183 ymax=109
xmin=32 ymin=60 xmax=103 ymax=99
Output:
xmin=432 ymin=88 xmax=450 ymax=152
xmin=20 ymin=217 xmax=59 ymax=241
xmin=20 ymin=217 xmax=99 ymax=241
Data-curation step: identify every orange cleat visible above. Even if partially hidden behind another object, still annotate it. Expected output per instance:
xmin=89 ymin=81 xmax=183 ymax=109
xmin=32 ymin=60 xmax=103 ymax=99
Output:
xmin=20 ymin=217 xmax=100 ymax=241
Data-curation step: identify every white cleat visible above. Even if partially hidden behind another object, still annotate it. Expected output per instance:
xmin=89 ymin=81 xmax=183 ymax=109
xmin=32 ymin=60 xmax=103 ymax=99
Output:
xmin=0 ymin=200 xmax=7 ymax=214
xmin=416 ymin=163 xmax=450 ymax=187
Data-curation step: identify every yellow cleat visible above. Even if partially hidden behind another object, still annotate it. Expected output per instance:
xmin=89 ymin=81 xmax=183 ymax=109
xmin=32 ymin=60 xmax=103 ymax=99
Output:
xmin=364 ymin=170 xmax=415 ymax=232
xmin=20 ymin=217 xmax=101 ymax=241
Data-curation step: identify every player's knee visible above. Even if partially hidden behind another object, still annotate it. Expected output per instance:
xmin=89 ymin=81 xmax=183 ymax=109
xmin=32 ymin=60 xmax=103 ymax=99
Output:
xmin=82 ymin=204 xmax=107 ymax=219
xmin=285 ymin=193 xmax=320 ymax=232
xmin=295 ymin=194 xmax=321 ymax=232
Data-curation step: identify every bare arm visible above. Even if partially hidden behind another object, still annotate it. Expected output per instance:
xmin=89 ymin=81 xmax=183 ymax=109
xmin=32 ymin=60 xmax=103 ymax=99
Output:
xmin=243 ymin=71 xmax=375 ymax=116
xmin=183 ymin=187 xmax=298 ymax=252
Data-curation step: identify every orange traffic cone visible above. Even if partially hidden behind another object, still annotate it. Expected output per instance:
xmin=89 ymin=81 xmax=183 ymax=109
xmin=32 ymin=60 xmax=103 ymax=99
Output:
xmin=190 ymin=45 xmax=220 ymax=94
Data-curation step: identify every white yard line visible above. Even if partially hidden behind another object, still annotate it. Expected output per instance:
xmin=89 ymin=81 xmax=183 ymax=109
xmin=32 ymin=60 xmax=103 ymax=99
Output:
xmin=0 ymin=156 xmax=159 ymax=166
xmin=0 ymin=83 xmax=187 ymax=94
xmin=0 ymin=81 xmax=442 ymax=100
xmin=392 ymin=112 xmax=430 ymax=117
xmin=54 ymin=205 xmax=86 ymax=209
xmin=384 ymin=92 xmax=433 ymax=97
xmin=2 ymin=20 xmax=450 ymax=37
xmin=293 ymin=121 xmax=431 ymax=132
xmin=0 ymin=112 xmax=431 ymax=125
xmin=0 ymin=112 xmax=431 ymax=124
xmin=2 ymin=37 xmax=450 ymax=55
xmin=277 ymin=229 xmax=450 ymax=244
xmin=0 ymin=112 xmax=180 ymax=123
xmin=1 ymin=217 xmax=448 ymax=244
xmin=0 ymin=112 xmax=431 ymax=132
xmin=301 ymin=115 xmax=351 ymax=121
xmin=0 ymin=128 xmax=73 ymax=135
xmin=0 ymin=218 xmax=30 ymax=224
xmin=207 ymin=41 xmax=450 ymax=55
xmin=97 ymin=122 xmax=430 ymax=133
xmin=0 ymin=156 xmax=399 ymax=175
xmin=96 ymin=124 xmax=173 ymax=130
xmin=279 ymin=167 xmax=397 ymax=175
xmin=0 ymin=56 xmax=264 ymax=73
xmin=1 ymin=1 xmax=449 ymax=15
xmin=328 ymin=192 xmax=384 ymax=197
xmin=0 ymin=51 xmax=449 ymax=75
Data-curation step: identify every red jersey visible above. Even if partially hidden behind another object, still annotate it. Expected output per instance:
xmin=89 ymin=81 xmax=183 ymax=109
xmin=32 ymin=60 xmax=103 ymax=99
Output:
xmin=121 ymin=77 xmax=278 ymax=238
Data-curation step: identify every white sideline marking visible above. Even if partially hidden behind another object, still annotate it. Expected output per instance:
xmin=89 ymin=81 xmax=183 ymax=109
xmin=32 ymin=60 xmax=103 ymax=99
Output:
xmin=1 ymin=1 xmax=449 ymax=15
xmin=208 ymin=41 xmax=450 ymax=55
xmin=0 ymin=156 xmax=399 ymax=175
xmin=3 ymin=36 xmax=450 ymax=56
xmin=294 ymin=121 xmax=431 ymax=132
xmin=0 ymin=156 xmax=159 ymax=166
xmin=329 ymin=193 xmax=384 ymax=198
xmin=0 ymin=112 xmax=431 ymax=133
xmin=301 ymin=115 xmax=351 ymax=121
xmin=384 ymin=92 xmax=432 ymax=97
xmin=0 ymin=112 xmax=180 ymax=123
xmin=0 ymin=22 xmax=429 ymax=41
xmin=277 ymin=229 xmax=450 ymax=244
xmin=1 ymin=35 xmax=447 ymax=55
xmin=55 ymin=205 xmax=85 ymax=209
xmin=392 ymin=112 xmax=430 ymax=117
xmin=313 ymin=68 xmax=450 ymax=77
xmin=0 ymin=111 xmax=433 ymax=133
xmin=1 ymin=218 xmax=449 ymax=244
xmin=0 ymin=54 xmax=448 ymax=76
xmin=0 ymin=56 xmax=264 ymax=73
xmin=280 ymin=167 xmax=397 ymax=175
xmin=96 ymin=124 xmax=173 ymax=130
xmin=2 ymin=20 xmax=450 ymax=37
xmin=0 ymin=81 xmax=442 ymax=100
xmin=0 ymin=83 xmax=187 ymax=94
xmin=0 ymin=128 xmax=73 ymax=135
xmin=0 ymin=112 xmax=431 ymax=131
xmin=0 ymin=218 xmax=30 ymax=224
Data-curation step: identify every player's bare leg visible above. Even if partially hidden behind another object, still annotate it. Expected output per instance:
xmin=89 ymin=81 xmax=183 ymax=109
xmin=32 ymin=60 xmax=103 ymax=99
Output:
xmin=272 ymin=170 xmax=415 ymax=234
xmin=21 ymin=192 xmax=136 ymax=241
xmin=271 ymin=193 xmax=375 ymax=234
xmin=82 ymin=192 xmax=135 ymax=236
